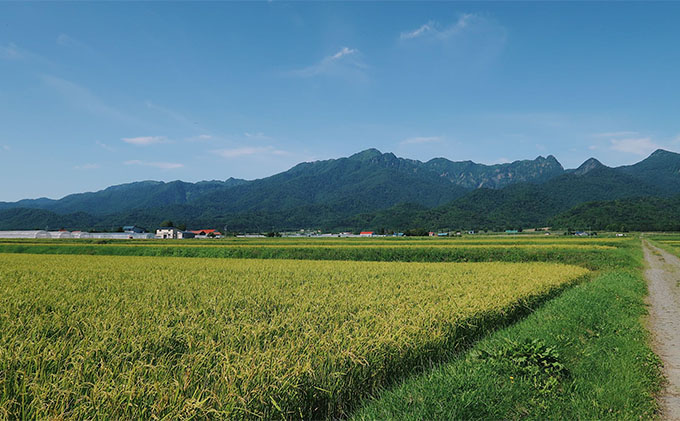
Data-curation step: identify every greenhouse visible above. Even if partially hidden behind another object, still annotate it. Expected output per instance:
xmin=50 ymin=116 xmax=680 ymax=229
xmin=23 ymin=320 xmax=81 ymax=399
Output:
xmin=48 ymin=231 xmax=73 ymax=239
xmin=71 ymin=231 xmax=92 ymax=239
xmin=89 ymin=232 xmax=155 ymax=240
xmin=0 ymin=230 xmax=51 ymax=239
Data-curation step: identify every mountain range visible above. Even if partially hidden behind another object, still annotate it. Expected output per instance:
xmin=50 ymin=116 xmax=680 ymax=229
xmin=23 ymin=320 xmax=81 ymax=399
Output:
xmin=1 ymin=148 xmax=679 ymax=232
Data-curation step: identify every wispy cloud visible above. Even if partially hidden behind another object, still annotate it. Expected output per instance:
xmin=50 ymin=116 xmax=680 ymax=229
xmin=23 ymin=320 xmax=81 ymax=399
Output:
xmin=56 ymin=33 xmax=86 ymax=49
xmin=330 ymin=47 xmax=357 ymax=60
xmin=0 ymin=43 xmax=25 ymax=60
xmin=212 ymin=146 xmax=289 ymax=158
xmin=400 ymin=14 xmax=477 ymax=41
xmin=591 ymin=131 xmax=677 ymax=157
xmin=400 ymin=136 xmax=444 ymax=145
xmin=1 ymin=42 xmax=54 ymax=67
xmin=1 ymin=145 xmax=10 ymax=152
xmin=41 ymin=74 xmax=140 ymax=125
xmin=186 ymin=134 xmax=213 ymax=142
xmin=609 ymin=137 xmax=662 ymax=156
xmin=244 ymin=132 xmax=273 ymax=141
xmin=124 ymin=160 xmax=183 ymax=169
xmin=122 ymin=136 xmax=167 ymax=146
xmin=288 ymin=47 xmax=366 ymax=79
xmin=145 ymin=101 xmax=202 ymax=128
xmin=74 ymin=163 xmax=100 ymax=170
xmin=96 ymin=141 xmax=115 ymax=152
xmin=400 ymin=21 xmax=436 ymax=40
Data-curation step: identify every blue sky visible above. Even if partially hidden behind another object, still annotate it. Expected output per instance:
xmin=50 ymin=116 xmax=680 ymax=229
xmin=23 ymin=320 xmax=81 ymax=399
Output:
xmin=1 ymin=2 xmax=679 ymax=201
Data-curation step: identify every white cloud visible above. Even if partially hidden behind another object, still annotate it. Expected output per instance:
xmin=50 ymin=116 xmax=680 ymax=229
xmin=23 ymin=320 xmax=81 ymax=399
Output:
xmin=122 ymin=136 xmax=167 ymax=146
xmin=96 ymin=140 xmax=115 ymax=152
xmin=244 ymin=132 xmax=273 ymax=141
xmin=400 ymin=14 xmax=478 ymax=41
xmin=288 ymin=47 xmax=365 ymax=78
xmin=186 ymin=134 xmax=213 ymax=142
xmin=74 ymin=163 xmax=100 ymax=170
xmin=330 ymin=47 xmax=357 ymax=60
xmin=400 ymin=21 xmax=435 ymax=40
xmin=2 ymin=145 xmax=10 ymax=151
xmin=124 ymin=160 xmax=184 ymax=169
xmin=212 ymin=146 xmax=289 ymax=158
xmin=400 ymin=136 xmax=444 ymax=145
xmin=609 ymin=137 xmax=662 ymax=156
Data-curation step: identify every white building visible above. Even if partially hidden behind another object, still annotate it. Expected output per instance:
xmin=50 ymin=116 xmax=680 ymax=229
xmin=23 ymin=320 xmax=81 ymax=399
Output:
xmin=156 ymin=228 xmax=194 ymax=239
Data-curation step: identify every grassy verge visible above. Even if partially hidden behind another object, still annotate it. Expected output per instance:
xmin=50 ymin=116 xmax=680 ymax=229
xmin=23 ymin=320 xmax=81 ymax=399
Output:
xmin=353 ymin=243 xmax=661 ymax=420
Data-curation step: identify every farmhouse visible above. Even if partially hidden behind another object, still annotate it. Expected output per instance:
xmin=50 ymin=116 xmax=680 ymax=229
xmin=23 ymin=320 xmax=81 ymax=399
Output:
xmin=190 ymin=229 xmax=222 ymax=237
xmin=156 ymin=228 xmax=195 ymax=239
xmin=359 ymin=231 xmax=374 ymax=237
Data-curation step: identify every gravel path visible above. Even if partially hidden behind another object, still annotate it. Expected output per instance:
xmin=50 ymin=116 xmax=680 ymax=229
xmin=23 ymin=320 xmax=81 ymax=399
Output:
xmin=643 ymin=240 xmax=680 ymax=420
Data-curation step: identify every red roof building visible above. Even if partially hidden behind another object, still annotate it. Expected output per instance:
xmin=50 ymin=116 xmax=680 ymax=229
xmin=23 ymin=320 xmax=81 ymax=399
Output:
xmin=190 ymin=229 xmax=222 ymax=236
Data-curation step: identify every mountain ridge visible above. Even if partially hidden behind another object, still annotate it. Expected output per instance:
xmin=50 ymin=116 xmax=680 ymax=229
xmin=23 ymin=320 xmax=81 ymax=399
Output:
xmin=1 ymin=148 xmax=679 ymax=231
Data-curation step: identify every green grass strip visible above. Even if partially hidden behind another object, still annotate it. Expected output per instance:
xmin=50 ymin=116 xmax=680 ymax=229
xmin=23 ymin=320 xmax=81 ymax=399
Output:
xmin=353 ymin=248 xmax=661 ymax=420
xmin=0 ymin=243 xmax=631 ymax=271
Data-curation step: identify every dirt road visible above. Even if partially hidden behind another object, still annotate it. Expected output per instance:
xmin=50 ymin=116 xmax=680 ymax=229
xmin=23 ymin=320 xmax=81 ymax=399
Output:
xmin=643 ymin=240 xmax=680 ymax=420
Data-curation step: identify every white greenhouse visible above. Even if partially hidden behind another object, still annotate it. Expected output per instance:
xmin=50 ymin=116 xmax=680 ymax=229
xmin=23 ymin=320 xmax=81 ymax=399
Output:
xmin=0 ymin=230 xmax=51 ymax=239
xmin=89 ymin=232 xmax=155 ymax=240
xmin=48 ymin=231 xmax=73 ymax=239
xmin=71 ymin=231 xmax=92 ymax=239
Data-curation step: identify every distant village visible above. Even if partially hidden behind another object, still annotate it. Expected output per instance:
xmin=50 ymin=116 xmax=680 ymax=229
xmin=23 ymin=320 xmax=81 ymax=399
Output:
xmin=0 ymin=225 xmax=607 ymax=240
xmin=0 ymin=226 xmax=226 ymax=240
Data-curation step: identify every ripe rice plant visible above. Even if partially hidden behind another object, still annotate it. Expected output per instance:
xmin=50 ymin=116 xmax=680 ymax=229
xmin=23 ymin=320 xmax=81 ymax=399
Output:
xmin=0 ymin=254 xmax=587 ymax=419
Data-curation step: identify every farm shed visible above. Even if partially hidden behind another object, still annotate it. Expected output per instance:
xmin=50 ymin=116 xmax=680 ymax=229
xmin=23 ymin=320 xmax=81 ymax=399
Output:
xmin=360 ymin=231 xmax=374 ymax=237
xmin=0 ymin=230 xmax=50 ymax=239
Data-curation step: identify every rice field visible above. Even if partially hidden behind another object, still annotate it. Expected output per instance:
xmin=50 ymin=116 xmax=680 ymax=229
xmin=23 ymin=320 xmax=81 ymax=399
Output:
xmin=0 ymin=252 xmax=588 ymax=419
